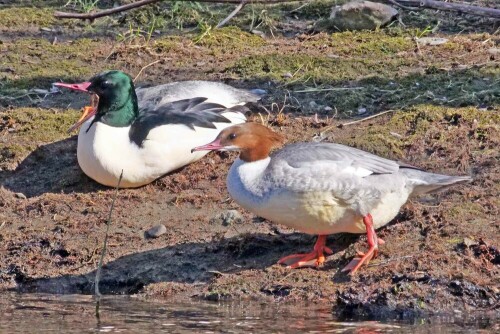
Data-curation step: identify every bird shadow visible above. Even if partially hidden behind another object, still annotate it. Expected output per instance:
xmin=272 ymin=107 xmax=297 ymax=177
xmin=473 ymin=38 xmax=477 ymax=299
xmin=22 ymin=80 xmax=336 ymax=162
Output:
xmin=13 ymin=232 xmax=356 ymax=295
xmin=0 ymin=137 xmax=104 ymax=197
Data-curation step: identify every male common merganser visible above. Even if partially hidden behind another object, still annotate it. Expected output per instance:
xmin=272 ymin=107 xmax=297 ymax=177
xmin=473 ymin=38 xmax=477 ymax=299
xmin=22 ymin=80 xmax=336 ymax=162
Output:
xmin=193 ymin=123 xmax=472 ymax=273
xmin=55 ymin=70 xmax=260 ymax=188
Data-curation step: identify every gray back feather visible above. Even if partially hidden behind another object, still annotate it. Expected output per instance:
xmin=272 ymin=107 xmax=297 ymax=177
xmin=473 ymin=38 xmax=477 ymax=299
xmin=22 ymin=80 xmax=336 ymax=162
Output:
xmin=136 ymin=81 xmax=260 ymax=110
xmin=269 ymin=142 xmax=401 ymax=174
xmin=249 ymin=142 xmax=470 ymax=214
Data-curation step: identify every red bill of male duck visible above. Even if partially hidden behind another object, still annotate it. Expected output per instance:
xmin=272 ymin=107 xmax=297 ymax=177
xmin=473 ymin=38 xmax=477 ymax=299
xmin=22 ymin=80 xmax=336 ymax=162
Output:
xmin=192 ymin=123 xmax=472 ymax=274
xmin=55 ymin=70 xmax=263 ymax=188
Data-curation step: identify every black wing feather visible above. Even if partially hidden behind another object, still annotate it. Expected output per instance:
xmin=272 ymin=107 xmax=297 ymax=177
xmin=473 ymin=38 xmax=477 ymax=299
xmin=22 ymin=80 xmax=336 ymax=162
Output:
xmin=129 ymin=97 xmax=234 ymax=146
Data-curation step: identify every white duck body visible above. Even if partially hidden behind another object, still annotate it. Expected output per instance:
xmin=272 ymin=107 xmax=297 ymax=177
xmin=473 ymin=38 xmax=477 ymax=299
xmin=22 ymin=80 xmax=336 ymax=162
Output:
xmin=78 ymin=110 xmax=245 ymax=188
xmin=76 ymin=80 xmax=259 ymax=188
xmin=227 ymin=143 xmax=471 ymax=235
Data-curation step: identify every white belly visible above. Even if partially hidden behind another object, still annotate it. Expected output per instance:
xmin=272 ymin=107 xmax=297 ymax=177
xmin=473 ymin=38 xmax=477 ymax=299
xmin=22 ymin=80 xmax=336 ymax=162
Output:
xmin=227 ymin=157 xmax=412 ymax=236
xmin=229 ymin=184 xmax=410 ymax=235
xmin=77 ymin=112 xmax=245 ymax=188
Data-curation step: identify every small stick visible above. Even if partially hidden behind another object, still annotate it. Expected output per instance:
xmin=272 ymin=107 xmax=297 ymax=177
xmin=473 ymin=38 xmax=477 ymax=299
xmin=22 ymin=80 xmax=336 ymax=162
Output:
xmin=320 ymin=110 xmax=396 ymax=136
xmin=367 ymin=255 xmax=414 ymax=268
xmin=293 ymin=87 xmax=364 ymax=93
xmin=339 ymin=109 xmax=395 ymax=128
xmin=392 ymin=0 xmax=500 ymax=19
xmin=54 ymin=0 xmax=302 ymax=20
xmin=134 ymin=59 xmax=162 ymax=82
xmin=95 ymin=170 xmax=123 ymax=318
xmin=216 ymin=1 xmax=247 ymax=28
xmin=385 ymin=0 xmax=420 ymax=10
xmin=207 ymin=270 xmax=227 ymax=276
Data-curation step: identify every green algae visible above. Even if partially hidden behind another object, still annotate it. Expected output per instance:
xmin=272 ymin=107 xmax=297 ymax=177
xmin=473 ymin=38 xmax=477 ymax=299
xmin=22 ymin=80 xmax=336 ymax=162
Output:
xmin=228 ymin=47 xmax=498 ymax=113
xmin=340 ymin=105 xmax=499 ymax=160
xmin=0 ymin=108 xmax=80 ymax=169
xmin=1 ymin=38 xmax=105 ymax=93
xmin=228 ymin=53 xmax=413 ymax=83
xmin=194 ymin=26 xmax=266 ymax=50
xmin=328 ymin=31 xmax=414 ymax=57
xmin=0 ymin=7 xmax=55 ymax=27
xmin=290 ymin=0 xmax=338 ymax=19
xmin=150 ymin=36 xmax=183 ymax=53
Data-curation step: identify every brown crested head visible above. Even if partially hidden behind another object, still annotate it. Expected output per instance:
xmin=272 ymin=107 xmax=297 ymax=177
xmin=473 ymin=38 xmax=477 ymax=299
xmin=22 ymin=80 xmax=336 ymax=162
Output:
xmin=192 ymin=123 xmax=285 ymax=162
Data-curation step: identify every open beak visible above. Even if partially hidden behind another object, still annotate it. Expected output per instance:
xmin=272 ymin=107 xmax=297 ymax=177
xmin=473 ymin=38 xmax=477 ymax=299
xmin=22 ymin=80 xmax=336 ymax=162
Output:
xmin=56 ymin=81 xmax=98 ymax=132
xmin=67 ymin=93 xmax=99 ymax=133
xmin=191 ymin=138 xmax=224 ymax=153
xmin=68 ymin=105 xmax=96 ymax=133
xmin=54 ymin=81 xmax=92 ymax=93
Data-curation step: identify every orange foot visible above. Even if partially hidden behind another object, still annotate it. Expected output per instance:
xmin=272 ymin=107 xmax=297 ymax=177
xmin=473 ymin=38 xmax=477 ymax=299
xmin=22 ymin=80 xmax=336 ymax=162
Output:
xmin=278 ymin=235 xmax=333 ymax=269
xmin=342 ymin=213 xmax=384 ymax=274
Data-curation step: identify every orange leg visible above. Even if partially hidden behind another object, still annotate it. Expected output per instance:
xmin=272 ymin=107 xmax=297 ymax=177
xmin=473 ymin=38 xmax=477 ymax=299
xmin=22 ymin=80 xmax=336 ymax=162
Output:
xmin=342 ymin=213 xmax=384 ymax=274
xmin=278 ymin=235 xmax=333 ymax=269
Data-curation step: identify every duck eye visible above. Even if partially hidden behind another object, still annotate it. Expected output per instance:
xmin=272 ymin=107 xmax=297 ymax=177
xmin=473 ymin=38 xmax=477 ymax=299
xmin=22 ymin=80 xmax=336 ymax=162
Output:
xmin=228 ymin=133 xmax=237 ymax=140
xmin=101 ymin=80 xmax=113 ymax=88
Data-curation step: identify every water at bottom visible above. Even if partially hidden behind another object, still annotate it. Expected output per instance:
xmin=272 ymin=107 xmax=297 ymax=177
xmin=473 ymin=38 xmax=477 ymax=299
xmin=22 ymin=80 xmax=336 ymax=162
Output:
xmin=0 ymin=292 xmax=495 ymax=333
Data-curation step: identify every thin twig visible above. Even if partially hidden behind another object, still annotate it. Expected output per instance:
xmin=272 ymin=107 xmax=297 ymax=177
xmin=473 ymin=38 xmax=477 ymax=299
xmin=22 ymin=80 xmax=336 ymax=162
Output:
xmin=390 ymin=0 xmax=500 ymax=18
xmin=339 ymin=109 xmax=396 ymax=128
xmin=290 ymin=2 xmax=310 ymax=13
xmin=95 ymin=170 xmax=123 ymax=311
xmin=384 ymin=0 xmax=420 ymax=10
xmin=57 ymin=0 xmax=159 ymax=20
xmin=367 ymin=255 xmax=414 ymax=268
xmin=134 ymin=59 xmax=162 ymax=82
xmin=319 ymin=110 xmax=396 ymax=136
xmin=208 ymin=270 xmax=227 ymax=276
xmin=293 ymin=87 xmax=364 ymax=93
xmin=216 ymin=1 xmax=247 ymax=28
xmin=54 ymin=0 xmax=302 ymax=20
xmin=55 ymin=0 xmax=500 ymax=20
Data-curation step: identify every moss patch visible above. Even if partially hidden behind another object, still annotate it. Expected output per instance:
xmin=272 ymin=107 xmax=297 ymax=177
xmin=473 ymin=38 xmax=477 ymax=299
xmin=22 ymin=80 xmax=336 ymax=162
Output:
xmin=1 ymin=38 xmax=108 ymax=94
xmin=150 ymin=36 xmax=183 ymax=53
xmin=194 ymin=26 xmax=266 ymax=50
xmin=290 ymin=0 xmax=338 ymax=19
xmin=325 ymin=31 xmax=414 ymax=57
xmin=328 ymin=65 xmax=500 ymax=113
xmin=0 ymin=108 xmax=79 ymax=169
xmin=0 ymin=7 xmax=55 ymax=27
xmin=228 ymin=46 xmax=498 ymax=113
xmin=227 ymin=53 xmax=413 ymax=83
xmin=340 ymin=105 xmax=499 ymax=162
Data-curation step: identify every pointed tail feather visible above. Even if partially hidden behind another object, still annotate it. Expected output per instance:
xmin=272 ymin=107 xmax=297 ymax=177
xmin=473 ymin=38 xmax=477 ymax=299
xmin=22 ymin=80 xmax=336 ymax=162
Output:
xmin=401 ymin=169 xmax=472 ymax=196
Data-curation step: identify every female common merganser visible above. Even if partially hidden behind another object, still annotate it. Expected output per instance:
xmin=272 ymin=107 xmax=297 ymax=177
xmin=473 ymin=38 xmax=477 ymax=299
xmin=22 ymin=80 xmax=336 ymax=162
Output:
xmin=55 ymin=70 xmax=260 ymax=188
xmin=193 ymin=123 xmax=472 ymax=273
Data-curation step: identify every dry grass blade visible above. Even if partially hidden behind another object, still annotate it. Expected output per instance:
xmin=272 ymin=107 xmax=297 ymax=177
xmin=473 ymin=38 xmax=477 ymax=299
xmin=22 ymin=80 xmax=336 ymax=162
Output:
xmin=95 ymin=170 xmax=123 ymax=317
xmin=319 ymin=110 xmax=396 ymax=137
xmin=134 ymin=59 xmax=162 ymax=82
xmin=216 ymin=0 xmax=247 ymax=28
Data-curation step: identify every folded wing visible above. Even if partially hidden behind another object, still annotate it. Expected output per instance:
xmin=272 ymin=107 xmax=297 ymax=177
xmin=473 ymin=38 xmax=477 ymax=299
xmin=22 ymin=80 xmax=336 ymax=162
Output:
xmin=130 ymin=97 xmax=246 ymax=146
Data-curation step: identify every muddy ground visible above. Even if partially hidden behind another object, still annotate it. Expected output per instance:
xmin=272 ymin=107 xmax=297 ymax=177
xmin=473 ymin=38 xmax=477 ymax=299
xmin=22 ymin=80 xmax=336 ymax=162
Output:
xmin=0 ymin=0 xmax=499 ymax=321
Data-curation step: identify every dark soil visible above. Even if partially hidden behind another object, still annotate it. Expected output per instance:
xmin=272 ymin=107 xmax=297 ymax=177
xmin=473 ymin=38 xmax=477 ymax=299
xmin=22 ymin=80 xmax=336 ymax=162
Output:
xmin=0 ymin=0 xmax=498 ymax=321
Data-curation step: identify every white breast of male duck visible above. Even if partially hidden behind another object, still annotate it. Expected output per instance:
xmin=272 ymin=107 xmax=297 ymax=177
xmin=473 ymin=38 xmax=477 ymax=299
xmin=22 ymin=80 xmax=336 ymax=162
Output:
xmin=78 ymin=102 xmax=246 ymax=188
